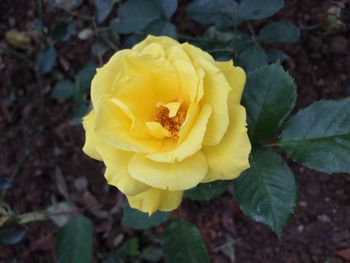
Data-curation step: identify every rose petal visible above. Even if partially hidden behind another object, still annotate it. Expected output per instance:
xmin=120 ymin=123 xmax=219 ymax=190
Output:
xmin=82 ymin=110 xmax=102 ymax=161
xmin=96 ymin=144 xmax=149 ymax=196
xmin=128 ymin=151 xmax=208 ymax=191
xmin=145 ymin=121 xmax=171 ymax=139
xmin=216 ymin=61 xmax=246 ymax=105
xmin=194 ymin=56 xmax=232 ymax=146
xmin=203 ymin=105 xmax=251 ymax=182
xmin=133 ymin=35 xmax=179 ymax=53
xmin=127 ymin=188 xmax=183 ymax=215
xmin=91 ymin=49 xmax=132 ymax=107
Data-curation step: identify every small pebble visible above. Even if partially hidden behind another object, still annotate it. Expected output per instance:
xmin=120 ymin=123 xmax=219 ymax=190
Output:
xmin=299 ymin=201 xmax=308 ymax=207
xmin=297 ymin=225 xmax=304 ymax=233
xmin=53 ymin=146 xmax=64 ymax=156
xmin=317 ymin=214 xmax=331 ymax=223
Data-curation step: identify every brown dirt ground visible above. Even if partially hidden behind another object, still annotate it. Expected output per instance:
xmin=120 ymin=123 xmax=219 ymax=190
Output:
xmin=0 ymin=0 xmax=350 ymax=262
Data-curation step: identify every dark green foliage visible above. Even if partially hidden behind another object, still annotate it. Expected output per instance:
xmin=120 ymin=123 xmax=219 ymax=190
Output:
xmin=279 ymin=98 xmax=350 ymax=174
xmin=163 ymin=220 xmax=210 ymax=263
xmin=184 ymin=181 xmax=228 ymax=201
xmin=37 ymin=46 xmax=57 ymax=75
xmin=237 ymin=44 xmax=268 ymax=72
xmin=259 ymin=21 xmax=300 ymax=44
xmin=242 ymin=63 xmax=297 ymax=143
xmin=234 ymin=148 xmax=297 ymax=236
xmin=94 ymin=0 xmax=116 ymax=23
xmin=56 ymin=216 xmax=93 ymax=263
xmin=51 ymin=80 xmax=75 ymax=101
xmin=122 ymin=203 xmax=171 ymax=230
xmin=110 ymin=0 xmax=161 ymax=34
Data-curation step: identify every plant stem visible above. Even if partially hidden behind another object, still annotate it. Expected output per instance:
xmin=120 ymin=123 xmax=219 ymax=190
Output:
xmin=262 ymin=142 xmax=278 ymax=148
xmin=246 ymin=21 xmax=258 ymax=43
xmin=57 ymin=6 xmax=93 ymax=20
xmin=0 ymin=150 xmax=29 ymax=201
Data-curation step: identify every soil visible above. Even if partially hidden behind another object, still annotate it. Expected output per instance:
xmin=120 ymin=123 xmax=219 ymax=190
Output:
xmin=1 ymin=0 xmax=350 ymax=262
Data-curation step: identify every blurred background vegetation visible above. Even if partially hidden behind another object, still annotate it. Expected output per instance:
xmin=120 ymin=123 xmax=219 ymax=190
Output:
xmin=0 ymin=0 xmax=349 ymax=262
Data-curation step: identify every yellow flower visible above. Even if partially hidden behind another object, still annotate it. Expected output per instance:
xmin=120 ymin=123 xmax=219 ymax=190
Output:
xmin=82 ymin=35 xmax=251 ymax=215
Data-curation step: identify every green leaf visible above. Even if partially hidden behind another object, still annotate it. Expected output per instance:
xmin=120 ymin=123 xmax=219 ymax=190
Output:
xmin=56 ymin=216 xmax=93 ymax=263
xmin=187 ymin=0 xmax=240 ymax=29
xmin=267 ymin=49 xmax=288 ymax=63
xmin=37 ymin=46 xmax=57 ymax=75
xmin=0 ymin=225 xmax=26 ymax=245
xmin=203 ymin=26 xmax=236 ymax=43
xmin=51 ymin=80 xmax=74 ymax=101
xmin=232 ymin=33 xmax=255 ymax=52
xmin=52 ymin=21 xmax=75 ymax=43
xmin=163 ymin=220 xmax=209 ymax=263
xmin=142 ymin=246 xmax=163 ymax=262
xmin=184 ymin=181 xmax=228 ymax=201
xmin=110 ymin=0 xmax=160 ymax=34
xmin=93 ymin=0 xmax=116 ymax=23
xmin=150 ymin=0 xmax=178 ymax=19
xmin=258 ymin=21 xmax=300 ymax=44
xmin=91 ymin=42 xmax=108 ymax=58
xmin=239 ymin=0 xmax=284 ymax=20
xmin=278 ymin=98 xmax=350 ymax=174
xmin=71 ymin=102 xmax=90 ymax=124
xmin=111 ymin=237 xmax=140 ymax=261
xmin=122 ymin=34 xmax=146 ymax=49
xmin=242 ymin=63 xmax=296 ymax=143
xmin=237 ymin=44 xmax=268 ymax=73
xmin=234 ymin=148 xmax=297 ymax=235
xmin=75 ymin=61 xmax=97 ymax=92
xmin=122 ymin=203 xmax=170 ymax=230
xmin=144 ymin=20 xmax=177 ymax=39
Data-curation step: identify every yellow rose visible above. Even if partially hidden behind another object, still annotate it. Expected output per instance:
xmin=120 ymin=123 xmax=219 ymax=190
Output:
xmin=82 ymin=35 xmax=251 ymax=215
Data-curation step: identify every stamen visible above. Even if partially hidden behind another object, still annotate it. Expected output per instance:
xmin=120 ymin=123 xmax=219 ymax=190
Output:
xmin=154 ymin=104 xmax=186 ymax=137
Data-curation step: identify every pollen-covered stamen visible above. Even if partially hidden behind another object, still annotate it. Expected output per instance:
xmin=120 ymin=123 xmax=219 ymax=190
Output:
xmin=154 ymin=102 xmax=186 ymax=137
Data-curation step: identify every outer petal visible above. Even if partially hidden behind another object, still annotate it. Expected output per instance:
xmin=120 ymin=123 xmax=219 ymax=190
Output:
xmin=216 ymin=61 xmax=246 ymax=104
xmin=127 ymin=188 xmax=183 ymax=215
xmin=202 ymin=105 xmax=251 ymax=182
xmin=128 ymin=151 xmax=208 ymax=191
xmin=181 ymin=42 xmax=214 ymax=64
xmin=194 ymin=57 xmax=232 ymax=145
xmin=96 ymin=144 xmax=149 ymax=196
xmin=132 ymin=35 xmax=179 ymax=53
xmin=146 ymin=104 xmax=212 ymax=162
xmin=91 ymin=49 xmax=132 ymax=107
xmin=82 ymin=110 xmax=102 ymax=161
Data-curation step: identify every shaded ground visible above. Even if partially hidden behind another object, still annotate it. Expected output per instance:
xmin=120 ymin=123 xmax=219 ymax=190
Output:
xmin=1 ymin=0 xmax=350 ymax=262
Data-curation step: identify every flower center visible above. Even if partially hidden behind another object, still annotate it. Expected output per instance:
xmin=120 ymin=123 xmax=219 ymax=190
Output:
xmin=154 ymin=103 xmax=186 ymax=137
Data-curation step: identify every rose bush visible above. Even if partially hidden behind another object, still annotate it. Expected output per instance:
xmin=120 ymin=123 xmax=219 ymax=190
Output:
xmin=82 ymin=35 xmax=251 ymax=214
